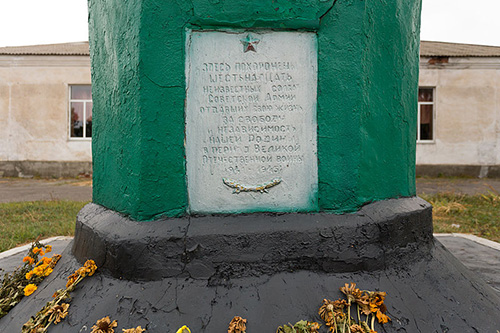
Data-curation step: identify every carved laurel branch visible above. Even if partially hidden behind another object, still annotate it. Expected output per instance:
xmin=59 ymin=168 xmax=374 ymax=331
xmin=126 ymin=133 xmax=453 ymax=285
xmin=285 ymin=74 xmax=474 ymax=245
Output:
xmin=222 ymin=178 xmax=282 ymax=194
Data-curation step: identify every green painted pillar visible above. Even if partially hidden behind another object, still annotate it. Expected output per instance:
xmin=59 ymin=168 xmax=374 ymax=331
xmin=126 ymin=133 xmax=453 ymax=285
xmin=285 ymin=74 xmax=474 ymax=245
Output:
xmin=89 ymin=0 xmax=421 ymax=221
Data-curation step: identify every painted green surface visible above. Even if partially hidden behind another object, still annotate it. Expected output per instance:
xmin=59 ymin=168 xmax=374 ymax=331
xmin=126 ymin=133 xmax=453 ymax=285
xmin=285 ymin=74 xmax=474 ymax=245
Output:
xmin=89 ymin=0 xmax=421 ymax=221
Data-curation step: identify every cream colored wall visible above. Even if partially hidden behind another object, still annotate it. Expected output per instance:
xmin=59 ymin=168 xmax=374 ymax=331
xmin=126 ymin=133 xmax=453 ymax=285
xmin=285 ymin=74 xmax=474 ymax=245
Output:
xmin=2 ymin=55 xmax=499 ymax=168
xmin=0 ymin=55 xmax=91 ymax=162
xmin=417 ymin=57 xmax=500 ymax=166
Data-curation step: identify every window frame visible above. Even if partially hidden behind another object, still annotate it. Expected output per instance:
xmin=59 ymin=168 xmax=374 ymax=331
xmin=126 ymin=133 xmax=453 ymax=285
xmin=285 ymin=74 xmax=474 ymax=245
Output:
xmin=68 ymin=84 xmax=92 ymax=140
xmin=417 ymin=86 xmax=435 ymax=143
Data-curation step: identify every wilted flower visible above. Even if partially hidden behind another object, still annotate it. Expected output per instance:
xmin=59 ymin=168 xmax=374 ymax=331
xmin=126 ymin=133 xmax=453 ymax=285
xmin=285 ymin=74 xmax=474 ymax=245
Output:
xmin=319 ymin=298 xmax=347 ymax=327
xmin=47 ymin=303 xmax=69 ymax=324
xmin=228 ymin=316 xmax=247 ymax=333
xmin=91 ymin=316 xmax=118 ymax=333
xmin=340 ymin=283 xmax=361 ymax=304
xmin=350 ymin=324 xmax=364 ymax=333
xmin=375 ymin=310 xmax=390 ymax=324
xmin=122 ymin=327 xmax=146 ymax=333
xmin=23 ymin=284 xmax=37 ymax=296
xmin=306 ymin=321 xmax=320 ymax=332
xmin=49 ymin=254 xmax=62 ymax=268
xmin=66 ymin=272 xmax=78 ymax=288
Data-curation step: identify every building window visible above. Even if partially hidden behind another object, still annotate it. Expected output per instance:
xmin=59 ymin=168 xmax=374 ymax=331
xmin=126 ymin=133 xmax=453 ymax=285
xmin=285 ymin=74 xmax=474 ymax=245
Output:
xmin=418 ymin=87 xmax=434 ymax=141
xmin=69 ymin=85 xmax=92 ymax=138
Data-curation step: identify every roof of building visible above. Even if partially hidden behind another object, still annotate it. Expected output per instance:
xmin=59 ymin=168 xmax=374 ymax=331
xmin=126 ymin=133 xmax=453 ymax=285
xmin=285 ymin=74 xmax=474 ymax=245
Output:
xmin=1 ymin=40 xmax=500 ymax=58
xmin=420 ymin=40 xmax=500 ymax=57
xmin=0 ymin=42 xmax=90 ymax=56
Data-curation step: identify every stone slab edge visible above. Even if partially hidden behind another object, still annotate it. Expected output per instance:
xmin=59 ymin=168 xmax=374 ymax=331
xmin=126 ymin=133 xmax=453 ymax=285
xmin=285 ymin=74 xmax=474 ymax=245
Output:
xmin=435 ymin=233 xmax=500 ymax=251
xmin=0 ymin=237 xmax=74 ymax=260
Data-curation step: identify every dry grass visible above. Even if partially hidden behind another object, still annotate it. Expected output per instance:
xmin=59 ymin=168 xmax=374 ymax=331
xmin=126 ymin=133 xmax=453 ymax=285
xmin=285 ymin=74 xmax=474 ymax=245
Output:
xmin=422 ymin=192 xmax=500 ymax=242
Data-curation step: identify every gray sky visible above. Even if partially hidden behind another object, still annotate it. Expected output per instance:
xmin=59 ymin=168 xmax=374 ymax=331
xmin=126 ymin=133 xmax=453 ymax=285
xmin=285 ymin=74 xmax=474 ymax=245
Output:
xmin=0 ymin=0 xmax=499 ymax=48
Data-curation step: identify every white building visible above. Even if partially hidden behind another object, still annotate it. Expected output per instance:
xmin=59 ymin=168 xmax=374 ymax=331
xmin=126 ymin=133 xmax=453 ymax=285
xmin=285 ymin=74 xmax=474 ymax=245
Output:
xmin=1 ymin=41 xmax=499 ymax=177
xmin=418 ymin=41 xmax=500 ymax=177
xmin=0 ymin=42 xmax=91 ymax=177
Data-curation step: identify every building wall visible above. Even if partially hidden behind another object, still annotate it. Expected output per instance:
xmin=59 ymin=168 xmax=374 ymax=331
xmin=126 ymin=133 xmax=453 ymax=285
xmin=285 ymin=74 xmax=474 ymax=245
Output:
xmin=417 ymin=57 xmax=500 ymax=177
xmin=0 ymin=55 xmax=91 ymax=177
xmin=1 ymin=53 xmax=499 ymax=178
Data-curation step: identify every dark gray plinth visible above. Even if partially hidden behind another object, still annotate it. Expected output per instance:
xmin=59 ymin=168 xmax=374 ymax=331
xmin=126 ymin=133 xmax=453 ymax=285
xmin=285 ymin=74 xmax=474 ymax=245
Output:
xmin=1 ymin=197 xmax=499 ymax=332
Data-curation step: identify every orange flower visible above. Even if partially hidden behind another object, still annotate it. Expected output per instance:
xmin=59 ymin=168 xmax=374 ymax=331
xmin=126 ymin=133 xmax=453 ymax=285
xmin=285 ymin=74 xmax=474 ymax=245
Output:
xmin=40 ymin=257 xmax=52 ymax=265
xmin=24 ymin=284 xmax=37 ymax=296
xmin=45 ymin=245 xmax=52 ymax=253
xmin=84 ymin=260 xmax=98 ymax=276
xmin=23 ymin=256 xmax=35 ymax=265
xmin=33 ymin=247 xmax=45 ymax=256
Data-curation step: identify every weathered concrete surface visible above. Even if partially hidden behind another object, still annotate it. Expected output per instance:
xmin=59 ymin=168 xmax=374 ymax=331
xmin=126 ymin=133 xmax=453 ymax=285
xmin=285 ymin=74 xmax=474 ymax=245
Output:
xmin=435 ymin=234 xmax=500 ymax=293
xmin=0 ymin=178 xmax=92 ymax=203
xmin=1 ymin=199 xmax=499 ymax=332
xmin=71 ymin=198 xmax=433 ymax=281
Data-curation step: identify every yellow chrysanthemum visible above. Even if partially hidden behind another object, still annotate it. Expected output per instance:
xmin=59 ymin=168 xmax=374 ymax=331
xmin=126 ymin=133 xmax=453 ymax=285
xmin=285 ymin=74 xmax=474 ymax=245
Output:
xmin=33 ymin=265 xmax=47 ymax=276
xmin=25 ymin=270 xmax=34 ymax=280
xmin=24 ymin=284 xmax=37 ymax=296
xmin=176 ymin=325 xmax=191 ymax=333
xmin=43 ymin=267 xmax=53 ymax=277
xmin=45 ymin=245 xmax=52 ymax=253
xmin=41 ymin=257 xmax=52 ymax=265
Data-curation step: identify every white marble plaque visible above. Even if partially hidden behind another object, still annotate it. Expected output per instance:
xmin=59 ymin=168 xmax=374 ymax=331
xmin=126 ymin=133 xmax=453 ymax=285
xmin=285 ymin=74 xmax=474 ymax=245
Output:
xmin=185 ymin=30 xmax=318 ymax=213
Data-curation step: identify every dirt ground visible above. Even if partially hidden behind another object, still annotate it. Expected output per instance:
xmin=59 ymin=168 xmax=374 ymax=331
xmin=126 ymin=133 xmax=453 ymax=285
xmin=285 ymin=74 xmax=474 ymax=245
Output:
xmin=416 ymin=177 xmax=500 ymax=195
xmin=0 ymin=177 xmax=499 ymax=203
xmin=0 ymin=178 xmax=92 ymax=203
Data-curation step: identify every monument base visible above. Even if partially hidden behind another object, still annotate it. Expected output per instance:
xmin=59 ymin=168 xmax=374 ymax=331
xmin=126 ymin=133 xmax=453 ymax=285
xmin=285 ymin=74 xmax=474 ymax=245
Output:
xmin=1 ymin=197 xmax=499 ymax=332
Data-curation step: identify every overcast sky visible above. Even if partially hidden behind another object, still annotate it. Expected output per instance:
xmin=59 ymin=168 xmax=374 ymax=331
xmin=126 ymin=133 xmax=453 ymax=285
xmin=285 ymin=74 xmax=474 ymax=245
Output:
xmin=0 ymin=0 xmax=499 ymax=48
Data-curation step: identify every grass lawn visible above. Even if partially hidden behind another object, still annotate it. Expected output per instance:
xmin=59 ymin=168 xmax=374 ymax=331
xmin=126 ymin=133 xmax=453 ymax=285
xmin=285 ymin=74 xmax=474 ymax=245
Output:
xmin=0 ymin=201 xmax=87 ymax=252
xmin=0 ymin=194 xmax=499 ymax=253
xmin=421 ymin=192 xmax=500 ymax=243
